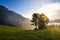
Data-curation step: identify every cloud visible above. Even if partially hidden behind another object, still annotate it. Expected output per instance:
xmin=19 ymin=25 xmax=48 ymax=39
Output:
xmin=22 ymin=0 xmax=60 ymax=19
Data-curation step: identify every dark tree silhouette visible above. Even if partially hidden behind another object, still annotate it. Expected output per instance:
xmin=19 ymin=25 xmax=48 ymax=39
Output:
xmin=31 ymin=13 xmax=49 ymax=30
xmin=31 ymin=13 xmax=39 ymax=30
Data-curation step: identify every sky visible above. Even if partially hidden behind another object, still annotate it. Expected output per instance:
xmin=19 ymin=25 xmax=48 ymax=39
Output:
xmin=0 ymin=0 xmax=60 ymax=19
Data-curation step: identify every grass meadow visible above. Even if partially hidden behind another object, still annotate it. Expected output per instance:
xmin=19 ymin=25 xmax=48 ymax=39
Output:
xmin=0 ymin=25 xmax=60 ymax=40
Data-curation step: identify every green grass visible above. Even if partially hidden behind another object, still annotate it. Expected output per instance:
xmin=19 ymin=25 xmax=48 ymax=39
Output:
xmin=0 ymin=25 xmax=60 ymax=40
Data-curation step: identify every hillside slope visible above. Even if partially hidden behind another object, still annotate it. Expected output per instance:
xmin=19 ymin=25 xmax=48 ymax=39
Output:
xmin=0 ymin=5 xmax=34 ymax=29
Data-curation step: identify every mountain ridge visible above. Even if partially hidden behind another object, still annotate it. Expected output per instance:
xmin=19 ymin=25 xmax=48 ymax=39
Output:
xmin=49 ymin=19 xmax=60 ymax=23
xmin=0 ymin=5 xmax=34 ymax=29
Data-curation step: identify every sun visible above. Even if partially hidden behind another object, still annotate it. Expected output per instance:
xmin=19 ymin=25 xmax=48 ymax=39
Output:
xmin=37 ymin=3 xmax=60 ymax=20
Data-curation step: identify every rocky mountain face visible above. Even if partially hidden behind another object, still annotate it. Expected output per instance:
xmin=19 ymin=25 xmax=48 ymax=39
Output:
xmin=0 ymin=5 xmax=34 ymax=29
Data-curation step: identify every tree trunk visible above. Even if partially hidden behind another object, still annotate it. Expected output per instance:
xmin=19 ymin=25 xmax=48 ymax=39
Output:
xmin=38 ymin=23 xmax=46 ymax=30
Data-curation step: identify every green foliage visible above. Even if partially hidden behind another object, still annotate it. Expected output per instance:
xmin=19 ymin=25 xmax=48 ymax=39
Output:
xmin=31 ymin=13 xmax=39 ymax=30
xmin=31 ymin=13 xmax=39 ymax=25
xmin=38 ymin=13 xmax=49 ymax=29
xmin=0 ymin=25 xmax=60 ymax=40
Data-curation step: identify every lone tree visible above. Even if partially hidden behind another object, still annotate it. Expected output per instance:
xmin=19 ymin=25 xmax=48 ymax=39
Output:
xmin=31 ymin=13 xmax=49 ymax=30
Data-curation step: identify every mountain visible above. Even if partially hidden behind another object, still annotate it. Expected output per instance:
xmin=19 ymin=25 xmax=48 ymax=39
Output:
xmin=0 ymin=5 xmax=34 ymax=29
xmin=49 ymin=19 xmax=60 ymax=23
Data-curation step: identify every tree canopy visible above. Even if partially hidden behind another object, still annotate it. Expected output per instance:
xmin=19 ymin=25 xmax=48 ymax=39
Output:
xmin=31 ymin=13 xmax=49 ymax=30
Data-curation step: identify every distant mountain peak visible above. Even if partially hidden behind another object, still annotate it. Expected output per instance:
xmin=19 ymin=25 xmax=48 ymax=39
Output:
xmin=0 ymin=5 xmax=5 ymax=8
xmin=0 ymin=5 xmax=8 ymax=10
xmin=0 ymin=5 xmax=6 ymax=9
